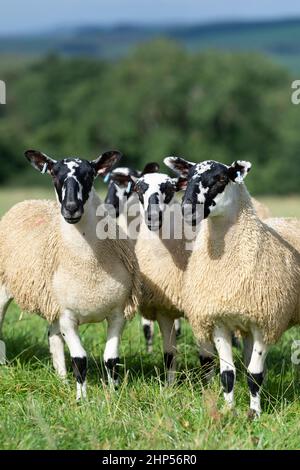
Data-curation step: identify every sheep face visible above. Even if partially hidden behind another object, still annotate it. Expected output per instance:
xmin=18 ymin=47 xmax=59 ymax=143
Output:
xmin=164 ymin=157 xmax=251 ymax=225
xmin=133 ymin=173 xmax=181 ymax=231
xmin=25 ymin=150 xmax=121 ymax=224
xmin=52 ymin=159 xmax=96 ymax=224
xmin=104 ymin=162 xmax=160 ymax=219
xmin=105 ymin=167 xmax=140 ymax=218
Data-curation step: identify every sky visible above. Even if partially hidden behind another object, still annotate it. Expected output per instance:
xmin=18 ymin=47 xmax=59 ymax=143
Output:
xmin=1 ymin=0 xmax=300 ymax=35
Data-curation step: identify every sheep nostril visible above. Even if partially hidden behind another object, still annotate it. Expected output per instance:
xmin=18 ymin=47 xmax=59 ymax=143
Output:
xmin=65 ymin=202 xmax=79 ymax=214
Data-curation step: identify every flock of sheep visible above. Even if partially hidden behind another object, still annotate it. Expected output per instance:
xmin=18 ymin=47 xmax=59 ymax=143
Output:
xmin=0 ymin=148 xmax=300 ymax=419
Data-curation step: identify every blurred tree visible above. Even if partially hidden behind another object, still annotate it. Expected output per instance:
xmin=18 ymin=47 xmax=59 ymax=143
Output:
xmin=0 ymin=40 xmax=299 ymax=193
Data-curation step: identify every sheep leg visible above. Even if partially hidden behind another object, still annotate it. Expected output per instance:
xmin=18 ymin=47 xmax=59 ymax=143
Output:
xmin=243 ymin=333 xmax=253 ymax=368
xmin=48 ymin=320 xmax=67 ymax=379
xmin=59 ymin=310 xmax=87 ymax=401
xmin=213 ymin=325 xmax=236 ymax=409
xmin=104 ymin=311 xmax=125 ymax=388
xmin=0 ymin=284 xmax=12 ymax=365
xmin=141 ymin=317 xmax=154 ymax=353
xmin=174 ymin=318 xmax=181 ymax=338
xmin=247 ymin=326 xmax=268 ymax=419
xmin=157 ymin=313 xmax=177 ymax=384
xmin=198 ymin=341 xmax=215 ymax=382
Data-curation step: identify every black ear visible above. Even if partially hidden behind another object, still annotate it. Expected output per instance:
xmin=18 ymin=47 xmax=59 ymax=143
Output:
xmin=129 ymin=173 xmax=140 ymax=185
xmin=173 ymin=176 xmax=188 ymax=192
xmin=164 ymin=156 xmax=194 ymax=177
xmin=228 ymin=160 xmax=252 ymax=183
xmin=91 ymin=150 xmax=122 ymax=177
xmin=141 ymin=162 xmax=160 ymax=175
xmin=111 ymin=172 xmax=131 ymax=187
xmin=25 ymin=150 xmax=57 ymax=175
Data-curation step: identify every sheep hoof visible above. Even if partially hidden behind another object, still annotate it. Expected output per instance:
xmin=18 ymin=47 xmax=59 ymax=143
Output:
xmin=221 ymin=404 xmax=237 ymax=417
xmin=108 ymin=379 xmax=119 ymax=391
xmin=56 ymin=369 xmax=68 ymax=381
xmin=76 ymin=382 xmax=87 ymax=401
xmin=166 ymin=371 xmax=176 ymax=386
xmin=166 ymin=380 xmax=175 ymax=388
xmin=76 ymin=393 xmax=88 ymax=403
xmin=59 ymin=375 xmax=68 ymax=385
xmin=231 ymin=408 xmax=238 ymax=417
xmin=247 ymin=408 xmax=260 ymax=421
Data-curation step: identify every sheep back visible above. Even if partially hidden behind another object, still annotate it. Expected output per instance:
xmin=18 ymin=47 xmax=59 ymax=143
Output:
xmin=183 ymin=213 xmax=300 ymax=345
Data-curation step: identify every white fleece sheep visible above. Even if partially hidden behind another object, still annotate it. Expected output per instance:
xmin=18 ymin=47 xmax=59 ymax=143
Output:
xmin=105 ymin=164 xmax=182 ymax=353
xmin=0 ymin=150 xmax=141 ymax=399
xmin=130 ymin=170 xmax=192 ymax=382
xmin=165 ymin=156 xmax=300 ymax=417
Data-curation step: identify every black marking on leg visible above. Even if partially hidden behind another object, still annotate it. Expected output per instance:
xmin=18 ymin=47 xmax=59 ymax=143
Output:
xmin=71 ymin=356 xmax=87 ymax=384
xmin=247 ymin=372 xmax=263 ymax=396
xmin=164 ymin=352 xmax=174 ymax=370
xmin=176 ymin=328 xmax=181 ymax=338
xmin=105 ymin=357 xmax=120 ymax=382
xmin=143 ymin=324 xmax=152 ymax=343
xmin=221 ymin=370 xmax=235 ymax=394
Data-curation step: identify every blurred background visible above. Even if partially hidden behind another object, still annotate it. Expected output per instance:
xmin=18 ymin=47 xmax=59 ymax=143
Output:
xmin=0 ymin=0 xmax=300 ymax=197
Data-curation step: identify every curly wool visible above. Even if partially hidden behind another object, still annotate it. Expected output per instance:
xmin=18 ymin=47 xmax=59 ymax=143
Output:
xmin=0 ymin=199 xmax=140 ymax=323
xmin=134 ymin=212 xmax=188 ymax=321
xmin=134 ymin=196 xmax=269 ymax=321
xmin=0 ymin=200 xmax=61 ymax=321
xmin=108 ymin=236 xmax=141 ymax=320
xmin=182 ymin=185 xmax=300 ymax=345
xmin=251 ymin=197 xmax=271 ymax=219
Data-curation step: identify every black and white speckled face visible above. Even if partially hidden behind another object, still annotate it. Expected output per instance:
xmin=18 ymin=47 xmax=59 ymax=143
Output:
xmin=133 ymin=172 xmax=183 ymax=231
xmin=164 ymin=156 xmax=251 ymax=225
xmin=51 ymin=158 xmax=96 ymax=223
xmin=25 ymin=149 xmax=121 ymax=224
xmin=183 ymin=160 xmax=231 ymax=220
xmin=105 ymin=167 xmax=140 ymax=218
xmin=104 ymin=162 xmax=160 ymax=218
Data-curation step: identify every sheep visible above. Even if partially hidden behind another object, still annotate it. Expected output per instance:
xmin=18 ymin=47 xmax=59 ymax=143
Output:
xmin=0 ymin=149 xmax=141 ymax=399
xmin=165 ymin=156 xmax=300 ymax=417
xmin=252 ymin=198 xmax=271 ymax=220
xmin=104 ymin=164 xmax=181 ymax=353
xmin=129 ymin=170 xmax=191 ymax=382
xmin=163 ymin=159 xmax=270 ymax=374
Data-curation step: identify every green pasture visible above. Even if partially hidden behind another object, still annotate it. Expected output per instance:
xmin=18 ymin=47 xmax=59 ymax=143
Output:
xmin=0 ymin=188 xmax=300 ymax=450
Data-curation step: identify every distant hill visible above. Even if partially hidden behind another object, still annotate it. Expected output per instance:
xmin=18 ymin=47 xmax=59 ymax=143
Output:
xmin=0 ymin=18 xmax=300 ymax=73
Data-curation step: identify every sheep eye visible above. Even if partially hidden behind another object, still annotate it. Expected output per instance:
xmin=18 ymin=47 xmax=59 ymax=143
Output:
xmin=219 ymin=175 xmax=227 ymax=183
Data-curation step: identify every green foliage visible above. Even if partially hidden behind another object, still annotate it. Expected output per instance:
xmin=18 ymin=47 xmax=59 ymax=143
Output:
xmin=1 ymin=20 xmax=300 ymax=73
xmin=0 ymin=40 xmax=299 ymax=194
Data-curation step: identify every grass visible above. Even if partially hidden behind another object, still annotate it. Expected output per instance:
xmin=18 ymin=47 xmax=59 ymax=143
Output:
xmin=0 ymin=188 xmax=300 ymax=450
